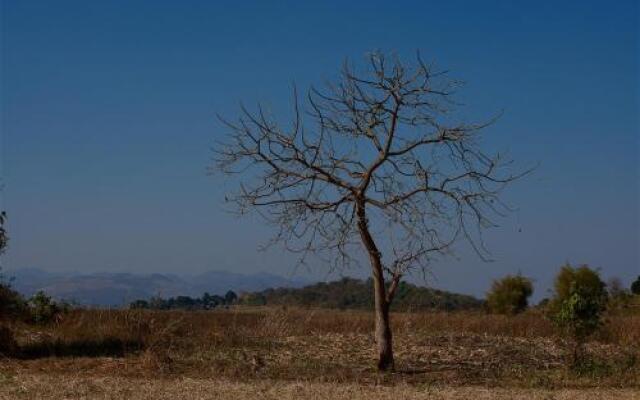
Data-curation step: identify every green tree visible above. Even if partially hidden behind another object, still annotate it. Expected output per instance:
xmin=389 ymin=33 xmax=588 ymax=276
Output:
xmin=129 ymin=299 xmax=150 ymax=309
xmin=224 ymin=290 xmax=238 ymax=305
xmin=548 ymin=264 xmax=607 ymax=365
xmin=486 ymin=274 xmax=533 ymax=315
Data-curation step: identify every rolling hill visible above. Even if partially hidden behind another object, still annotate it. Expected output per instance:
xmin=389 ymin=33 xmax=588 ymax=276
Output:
xmin=241 ymin=277 xmax=483 ymax=311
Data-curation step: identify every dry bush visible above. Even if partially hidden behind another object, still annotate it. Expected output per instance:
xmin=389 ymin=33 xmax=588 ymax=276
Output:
xmin=486 ymin=275 xmax=534 ymax=315
xmin=599 ymin=315 xmax=640 ymax=346
xmin=139 ymin=316 xmax=187 ymax=373
xmin=254 ymin=308 xmax=298 ymax=338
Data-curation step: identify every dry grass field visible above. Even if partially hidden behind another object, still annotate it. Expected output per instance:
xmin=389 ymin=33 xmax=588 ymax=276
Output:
xmin=1 ymin=307 xmax=639 ymax=399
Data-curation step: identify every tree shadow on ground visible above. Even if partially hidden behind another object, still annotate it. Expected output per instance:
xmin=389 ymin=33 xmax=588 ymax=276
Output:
xmin=16 ymin=338 xmax=144 ymax=359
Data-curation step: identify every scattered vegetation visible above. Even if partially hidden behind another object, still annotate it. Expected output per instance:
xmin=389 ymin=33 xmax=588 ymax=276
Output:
xmin=239 ymin=278 xmax=483 ymax=311
xmin=0 ymin=274 xmax=68 ymax=325
xmin=486 ymin=275 xmax=533 ymax=315
xmin=0 ymin=214 xmax=66 ymax=355
xmin=547 ymin=264 xmax=608 ymax=366
xmin=129 ymin=291 xmax=238 ymax=310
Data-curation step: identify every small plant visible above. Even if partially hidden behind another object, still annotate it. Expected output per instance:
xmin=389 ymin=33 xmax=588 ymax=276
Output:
xmin=548 ymin=264 xmax=607 ymax=366
xmin=28 ymin=291 xmax=65 ymax=324
xmin=486 ymin=274 xmax=533 ymax=315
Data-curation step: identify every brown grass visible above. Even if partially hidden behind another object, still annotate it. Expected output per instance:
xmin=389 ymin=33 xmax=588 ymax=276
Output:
xmin=1 ymin=307 xmax=638 ymax=398
xmin=1 ymin=375 xmax=638 ymax=400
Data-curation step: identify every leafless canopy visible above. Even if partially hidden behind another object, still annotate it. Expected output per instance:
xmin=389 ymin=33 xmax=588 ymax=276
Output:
xmin=215 ymin=52 xmax=525 ymax=297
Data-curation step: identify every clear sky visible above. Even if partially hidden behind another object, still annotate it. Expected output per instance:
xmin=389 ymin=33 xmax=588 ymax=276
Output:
xmin=1 ymin=1 xmax=638 ymax=299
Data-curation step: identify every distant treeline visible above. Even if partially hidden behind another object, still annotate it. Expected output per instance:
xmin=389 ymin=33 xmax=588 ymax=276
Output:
xmin=238 ymin=278 xmax=483 ymax=311
xmin=129 ymin=290 xmax=238 ymax=310
xmin=127 ymin=278 xmax=482 ymax=311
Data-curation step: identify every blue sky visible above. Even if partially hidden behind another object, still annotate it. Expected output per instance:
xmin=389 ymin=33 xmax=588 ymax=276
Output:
xmin=1 ymin=1 xmax=638 ymax=299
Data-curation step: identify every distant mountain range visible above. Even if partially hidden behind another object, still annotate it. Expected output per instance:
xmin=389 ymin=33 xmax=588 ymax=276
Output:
xmin=5 ymin=268 xmax=308 ymax=307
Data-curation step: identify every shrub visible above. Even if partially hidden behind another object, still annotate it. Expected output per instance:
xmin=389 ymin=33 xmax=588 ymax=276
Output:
xmin=632 ymin=276 xmax=640 ymax=295
xmin=552 ymin=264 xmax=607 ymax=304
xmin=239 ymin=292 xmax=267 ymax=306
xmin=548 ymin=264 xmax=607 ymax=365
xmin=28 ymin=291 xmax=66 ymax=324
xmin=486 ymin=274 xmax=533 ymax=315
xmin=0 ymin=268 xmax=27 ymax=322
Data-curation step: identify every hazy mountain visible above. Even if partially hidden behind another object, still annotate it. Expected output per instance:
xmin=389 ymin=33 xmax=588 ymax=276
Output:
xmin=6 ymin=268 xmax=307 ymax=307
xmin=187 ymin=270 xmax=306 ymax=296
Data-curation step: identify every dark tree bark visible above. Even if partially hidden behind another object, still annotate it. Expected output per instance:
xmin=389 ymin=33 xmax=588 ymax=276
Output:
xmin=214 ymin=51 xmax=528 ymax=371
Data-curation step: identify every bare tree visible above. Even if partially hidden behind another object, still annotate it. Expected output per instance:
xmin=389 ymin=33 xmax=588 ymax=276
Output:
xmin=214 ymin=52 xmax=526 ymax=371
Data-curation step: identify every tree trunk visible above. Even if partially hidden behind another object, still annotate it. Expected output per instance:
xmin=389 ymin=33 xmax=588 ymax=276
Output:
xmin=356 ymin=200 xmax=395 ymax=371
xmin=374 ymin=290 xmax=394 ymax=371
